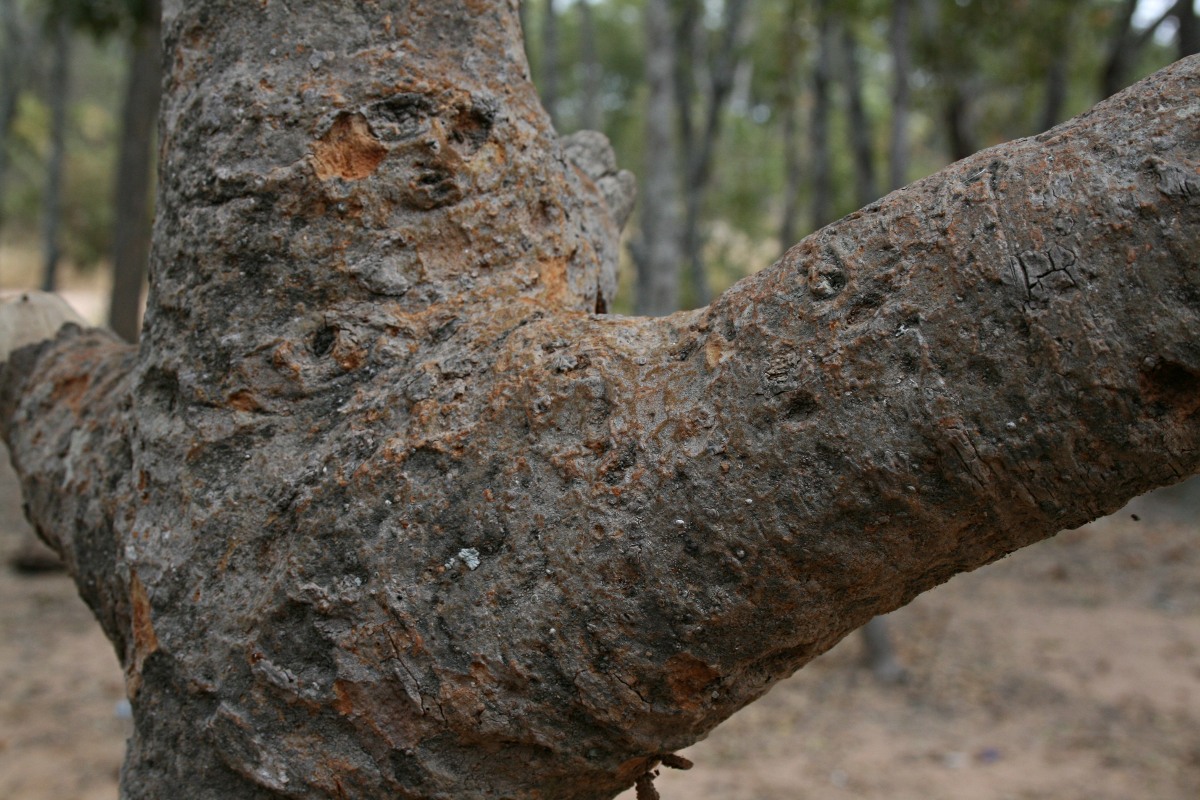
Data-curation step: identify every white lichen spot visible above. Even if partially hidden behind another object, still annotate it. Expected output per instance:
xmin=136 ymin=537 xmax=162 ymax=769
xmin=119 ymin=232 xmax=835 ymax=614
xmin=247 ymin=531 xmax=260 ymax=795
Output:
xmin=458 ymin=548 xmax=481 ymax=570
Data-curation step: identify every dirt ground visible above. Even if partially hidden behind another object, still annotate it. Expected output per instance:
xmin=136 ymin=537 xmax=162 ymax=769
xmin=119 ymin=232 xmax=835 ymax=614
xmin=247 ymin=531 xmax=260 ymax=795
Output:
xmin=1 ymin=443 xmax=1198 ymax=800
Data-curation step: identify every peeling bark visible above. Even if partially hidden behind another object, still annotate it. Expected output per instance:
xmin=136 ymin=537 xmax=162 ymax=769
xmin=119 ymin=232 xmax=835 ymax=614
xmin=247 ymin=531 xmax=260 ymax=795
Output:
xmin=1 ymin=2 xmax=1198 ymax=798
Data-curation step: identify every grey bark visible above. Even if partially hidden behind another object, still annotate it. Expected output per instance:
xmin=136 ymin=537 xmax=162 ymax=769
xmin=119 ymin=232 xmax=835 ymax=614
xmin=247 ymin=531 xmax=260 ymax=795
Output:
xmin=39 ymin=14 xmax=70 ymax=292
xmin=1 ymin=2 xmax=1198 ymax=797
xmin=632 ymin=0 xmax=682 ymax=316
xmin=887 ymin=0 xmax=911 ymax=192
xmin=108 ymin=0 xmax=162 ymax=343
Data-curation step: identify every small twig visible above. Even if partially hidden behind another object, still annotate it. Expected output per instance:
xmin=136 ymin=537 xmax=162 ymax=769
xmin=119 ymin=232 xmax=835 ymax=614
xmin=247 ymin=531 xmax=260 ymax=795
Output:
xmin=659 ymin=753 xmax=693 ymax=771
xmin=635 ymin=771 xmax=660 ymax=800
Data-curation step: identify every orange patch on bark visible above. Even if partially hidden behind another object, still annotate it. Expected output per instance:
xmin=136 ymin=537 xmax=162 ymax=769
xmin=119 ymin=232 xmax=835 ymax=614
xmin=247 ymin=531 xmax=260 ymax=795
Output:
xmin=664 ymin=653 xmax=719 ymax=711
xmin=51 ymin=374 xmax=91 ymax=412
xmin=126 ymin=571 xmax=160 ymax=696
xmin=227 ymin=390 xmax=262 ymax=412
xmin=311 ymin=113 xmax=388 ymax=181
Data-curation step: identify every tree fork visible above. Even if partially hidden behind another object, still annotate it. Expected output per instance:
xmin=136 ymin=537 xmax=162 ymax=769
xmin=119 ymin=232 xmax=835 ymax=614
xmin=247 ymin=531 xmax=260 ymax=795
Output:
xmin=1 ymin=2 xmax=1197 ymax=797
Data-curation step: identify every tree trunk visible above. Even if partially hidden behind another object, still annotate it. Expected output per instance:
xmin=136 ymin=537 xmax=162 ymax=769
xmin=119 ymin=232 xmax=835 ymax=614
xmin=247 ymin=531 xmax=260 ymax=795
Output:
xmin=676 ymin=0 xmax=751 ymax=309
xmin=577 ymin=0 xmax=601 ymax=133
xmin=1 ymin=2 xmax=1198 ymax=797
xmin=809 ymin=0 xmax=835 ymax=231
xmin=108 ymin=0 xmax=162 ymax=344
xmin=777 ymin=0 xmax=804 ymax=252
xmin=633 ymin=0 xmax=682 ymax=316
xmin=943 ymin=78 xmax=979 ymax=163
xmin=0 ymin=0 xmax=25 ymax=233
xmin=39 ymin=14 xmax=70 ymax=292
xmin=1177 ymin=0 xmax=1199 ymax=59
xmin=539 ymin=0 xmax=559 ymax=128
xmin=841 ymin=19 xmax=877 ymax=209
xmin=1101 ymin=0 xmax=1139 ymax=99
xmin=1040 ymin=44 xmax=1070 ymax=133
xmin=1100 ymin=0 xmax=1175 ymax=99
xmin=887 ymin=0 xmax=911 ymax=192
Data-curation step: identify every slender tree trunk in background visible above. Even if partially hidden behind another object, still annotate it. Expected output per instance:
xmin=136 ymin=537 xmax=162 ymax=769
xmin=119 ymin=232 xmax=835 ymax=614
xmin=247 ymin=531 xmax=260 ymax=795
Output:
xmin=678 ymin=0 xmax=751 ymax=308
xmin=1177 ymin=0 xmax=1199 ymax=58
xmin=108 ymin=1 xmax=162 ymax=344
xmin=672 ymin=0 xmax=700 ymax=198
xmin=577 ymin=0 xmax=601 ymax=132
xmin=841 ymin=19 xmax=876 ymax=209
xmin=1100 ymin=0 xmax=1175 ymax=98
xmin=0 ymin=0 xmax=24 ymax=233
xmin=943 ymin=80 xmax=978 ymax=163
xmin=809 ymin=0 xmax=834 ymax=231
xmin=1040 ymin=43 xmax=1070 ymax=133
xmin=887 ymin=0 xmax=911 ymax=192
xmin=540 ymin=0 xmax=559 ymax=127
xmin=518 ymin=0 xmax=530 ymax=56
xmin=777 ymin=0 xmax=804 ymax=253
xmin=1 ymin=1 xmax=1198 ymax=795
xmin=39 ymin=15 xmax=70 ymax=293
xmin=1101 ymin=0 xmax=1138 ymax=99
xmin=633 ymin=0 xmax=681 ymax=315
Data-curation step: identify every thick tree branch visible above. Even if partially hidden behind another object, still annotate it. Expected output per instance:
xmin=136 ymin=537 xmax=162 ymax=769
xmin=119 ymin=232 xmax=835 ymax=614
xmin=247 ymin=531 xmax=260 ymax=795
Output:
xmin=0 ymin=1 xmax=1197 ymax=796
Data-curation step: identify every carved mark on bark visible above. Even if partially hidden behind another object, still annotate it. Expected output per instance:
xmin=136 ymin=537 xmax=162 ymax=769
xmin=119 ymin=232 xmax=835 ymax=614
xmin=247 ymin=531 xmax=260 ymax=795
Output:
xmin=809 ymin=241 xmax=849 ymax=300
xmin=311 ymin=113 xmax=388 ymax=181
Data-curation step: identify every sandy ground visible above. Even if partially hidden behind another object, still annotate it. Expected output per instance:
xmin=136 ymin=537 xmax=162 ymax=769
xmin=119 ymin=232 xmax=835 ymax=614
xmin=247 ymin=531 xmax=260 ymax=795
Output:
xmin=1 ymin=442 xmax=1198 ymax=799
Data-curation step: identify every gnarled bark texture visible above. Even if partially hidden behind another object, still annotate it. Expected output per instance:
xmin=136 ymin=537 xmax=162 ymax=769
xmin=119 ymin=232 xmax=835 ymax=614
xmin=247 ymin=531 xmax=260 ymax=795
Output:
xmin=1 ymin=2 xmax=1198 ymax=797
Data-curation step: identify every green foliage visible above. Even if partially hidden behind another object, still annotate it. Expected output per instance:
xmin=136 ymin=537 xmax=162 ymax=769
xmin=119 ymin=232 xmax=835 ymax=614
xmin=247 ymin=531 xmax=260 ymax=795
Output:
xmin=1 ymin=10 xmax=125 ymax=270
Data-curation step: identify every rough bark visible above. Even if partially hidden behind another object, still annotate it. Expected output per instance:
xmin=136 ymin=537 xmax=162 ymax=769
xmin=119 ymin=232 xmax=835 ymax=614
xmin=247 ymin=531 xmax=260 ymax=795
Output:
xmin=1 ymin=2 xmax=1198 ymax=797
xmin=108 ymin=0 xmax=162 ymax=343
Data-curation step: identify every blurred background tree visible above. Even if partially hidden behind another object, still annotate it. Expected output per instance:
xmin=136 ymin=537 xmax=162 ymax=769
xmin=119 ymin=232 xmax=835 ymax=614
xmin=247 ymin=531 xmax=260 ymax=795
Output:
xmin=520 ymin=0 xmax=1194 ymax=314
xmin=0 ymin=0 xmax=1193 ymax=327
